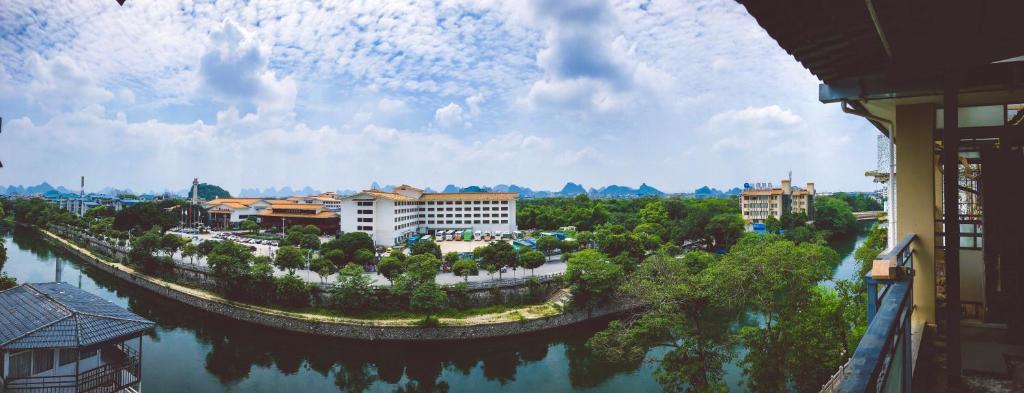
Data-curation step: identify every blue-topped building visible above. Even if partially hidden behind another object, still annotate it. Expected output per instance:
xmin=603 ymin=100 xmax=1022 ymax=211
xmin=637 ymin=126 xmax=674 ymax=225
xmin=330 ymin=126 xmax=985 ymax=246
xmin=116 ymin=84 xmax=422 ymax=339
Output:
xmin=0 ymin=282 xmax=154 ymax=393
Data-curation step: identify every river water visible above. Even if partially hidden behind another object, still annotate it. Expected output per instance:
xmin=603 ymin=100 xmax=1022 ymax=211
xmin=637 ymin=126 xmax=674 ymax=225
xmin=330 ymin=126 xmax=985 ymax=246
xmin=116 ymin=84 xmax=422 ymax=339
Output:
xmin=0 ymin=222 xmax=871 ymax=393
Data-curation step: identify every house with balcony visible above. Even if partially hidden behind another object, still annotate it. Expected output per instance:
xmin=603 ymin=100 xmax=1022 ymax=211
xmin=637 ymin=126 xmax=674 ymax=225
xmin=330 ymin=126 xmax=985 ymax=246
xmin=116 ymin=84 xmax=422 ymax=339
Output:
xmin=0 ymin=282 xmax=154 ymax=393
xmin=739 ymin=1 xmax=1024 ymax=391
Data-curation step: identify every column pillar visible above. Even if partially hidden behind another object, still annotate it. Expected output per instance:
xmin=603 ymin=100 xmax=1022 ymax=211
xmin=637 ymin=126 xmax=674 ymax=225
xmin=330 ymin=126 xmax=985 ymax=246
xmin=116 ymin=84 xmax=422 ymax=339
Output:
xmin=894 ymin=103 xmax=938 ymax=324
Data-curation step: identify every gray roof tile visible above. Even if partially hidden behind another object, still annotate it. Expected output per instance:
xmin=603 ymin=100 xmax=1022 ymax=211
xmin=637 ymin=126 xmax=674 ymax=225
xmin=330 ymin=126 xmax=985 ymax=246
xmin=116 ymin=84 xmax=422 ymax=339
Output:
xmin=0 ymin=282 xmax=154 ymax=350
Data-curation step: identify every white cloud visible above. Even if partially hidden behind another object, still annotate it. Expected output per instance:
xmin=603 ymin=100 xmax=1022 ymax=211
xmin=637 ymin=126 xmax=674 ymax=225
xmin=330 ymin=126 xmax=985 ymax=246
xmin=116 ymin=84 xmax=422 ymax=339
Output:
xmin=466 ymin=94 xmax=484 ymax=116
xmin=25 ymin=53 xmax=113 ymax=113
xmin=377 ymin=98 xmax=407 ymax=113
xmin=0 ymin=0 xmax=880 ymax=193
xmin=517 ymin=0 xmax=673 ymax=113
xmin=199 ymin=19 xmax=296 ymax=121
xmin=434 ymin=102 xmax=466 ymax=128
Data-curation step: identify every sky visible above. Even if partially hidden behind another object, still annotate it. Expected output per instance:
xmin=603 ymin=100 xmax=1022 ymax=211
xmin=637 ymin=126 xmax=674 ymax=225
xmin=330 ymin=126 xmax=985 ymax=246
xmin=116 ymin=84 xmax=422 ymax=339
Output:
xmin=0 ymin=0 xmax=880 ymax=195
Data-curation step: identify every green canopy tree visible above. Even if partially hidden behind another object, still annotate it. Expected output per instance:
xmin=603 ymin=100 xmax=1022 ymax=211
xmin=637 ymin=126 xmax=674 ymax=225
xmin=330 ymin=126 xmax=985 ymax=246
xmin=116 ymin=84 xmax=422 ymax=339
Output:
xmin=589 ymin=252 xmax=739 ymax=391
xmin=410 ymin=239 xmax=442 ymax=259
xmin=706 ymin=213 xmax=744 ymax=250
xmin=331 ymin=264 xmax=375 ymax=312
xmin=536 ymin=235 xmax=561 ymax=256
xmin=812 ymin=197 xmax=858 ymax=238
xmin=452 ymin=259 xmax=478 ymax=282
xmin=716 ymin=234 xmax=839 ymax=392
xmin=518 ymin=250 xmax=545 ymax=276
xmin=310 ymin=256 xmax=337 ymax=283
xmin=377 ymin=256 xmax=406 ymax=286
xmin=181 ymin=242 xmax=198 ymax=265
xmin=564 ymin=250 xmax=624 ymax=306
xmin=274 ymin=246 xmax=306 ymax=274
xmin=241 ymin=218 xmax=260 ymax=234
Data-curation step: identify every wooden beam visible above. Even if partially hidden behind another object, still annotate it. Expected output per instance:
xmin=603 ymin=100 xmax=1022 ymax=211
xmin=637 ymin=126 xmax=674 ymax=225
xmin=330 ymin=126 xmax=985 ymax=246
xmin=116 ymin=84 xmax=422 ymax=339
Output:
xmin=943 ymin=74 xmax=963 ymax=387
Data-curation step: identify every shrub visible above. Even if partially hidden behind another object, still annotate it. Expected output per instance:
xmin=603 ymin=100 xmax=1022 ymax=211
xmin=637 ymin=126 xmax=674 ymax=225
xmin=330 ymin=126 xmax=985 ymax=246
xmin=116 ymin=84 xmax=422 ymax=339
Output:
xmin=274 ymin=273 xmax=310 ymax=308
xmin=410 ymin=282 xmax=447 ymax=315
xmin=330 ymin=264 xmax=375 ymax=312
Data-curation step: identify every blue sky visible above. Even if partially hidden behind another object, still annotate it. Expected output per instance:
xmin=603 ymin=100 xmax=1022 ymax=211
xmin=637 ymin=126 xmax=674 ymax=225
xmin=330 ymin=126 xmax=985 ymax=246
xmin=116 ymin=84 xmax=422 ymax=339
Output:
xmin=0 ymin=0 xmax=879 ymax=194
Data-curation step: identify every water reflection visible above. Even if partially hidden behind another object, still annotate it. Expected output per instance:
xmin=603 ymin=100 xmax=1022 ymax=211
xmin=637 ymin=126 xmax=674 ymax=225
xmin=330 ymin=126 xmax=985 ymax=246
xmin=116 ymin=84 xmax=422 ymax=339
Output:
xmin=2 ymin=227 xmax=655 ymax=393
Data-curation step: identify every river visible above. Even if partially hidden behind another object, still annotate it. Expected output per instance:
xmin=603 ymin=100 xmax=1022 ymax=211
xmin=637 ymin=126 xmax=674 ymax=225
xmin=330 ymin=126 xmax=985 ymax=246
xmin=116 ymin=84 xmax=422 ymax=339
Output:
xmin=0 ymin=222 xmax=871 ymax=393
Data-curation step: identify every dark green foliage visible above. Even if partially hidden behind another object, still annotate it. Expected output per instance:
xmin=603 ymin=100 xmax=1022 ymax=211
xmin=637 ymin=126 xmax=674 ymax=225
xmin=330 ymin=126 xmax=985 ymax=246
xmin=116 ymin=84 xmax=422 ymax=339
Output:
xmin=518 ymin=250 xmax=545 ymax=275
xmin=331 ymin=264 xmax=375 ymax=312
xmin=589 ymin=252 xmax=737 ymax=392
xmin=829 ymin=192 xmax=883 ymax=212
xmin=377 ymin=255 xmax=405 ymax=285
xmin=113 ymin=202 xmax=178 ymax=232
xmin=706 ymin=213 xmax=744 ymax=250
xmin=452 ymin=258 xmax=478 ymax=282
xmin=283 ymin=225 xmax=320 ymax=250
xmin=274 ymin=245 xmax=306 ymax=273
xmin=0 ymin=272 xmax=16 ymax=290
xmin=84 ymin=206 xmax=116 ymax=219
xmin=536 ymin=235 xmax=561 ymax=256
xmin=813 ymin=196 xmax=858 ymax=238
xmin=129 ymin=228 xmax=173 ymax=273
xmin=195 ymin=183 xmax=232 ymax=200
xmin=473 ymin=241 xmax=517 ymax=279
xmin=274 ymin=273 xmax=310 ymax=307
xmin=564 ymin=250 xmax=624 ymax=305
xmin=410 ymin=239 xmax=442 ymax=259
xmin=410 ymin=282 xmax=447 ymax=315
xmin=321 ymin=232 xmax=375 ymax=267
xmin=764 ymin=215 xmax=782 ymax=234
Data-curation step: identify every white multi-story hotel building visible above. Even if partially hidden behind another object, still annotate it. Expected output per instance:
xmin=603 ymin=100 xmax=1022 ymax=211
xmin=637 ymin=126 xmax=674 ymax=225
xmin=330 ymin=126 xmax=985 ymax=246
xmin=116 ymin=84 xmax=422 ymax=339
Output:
xmin=339 ymin=185 xmax=518 ymax=246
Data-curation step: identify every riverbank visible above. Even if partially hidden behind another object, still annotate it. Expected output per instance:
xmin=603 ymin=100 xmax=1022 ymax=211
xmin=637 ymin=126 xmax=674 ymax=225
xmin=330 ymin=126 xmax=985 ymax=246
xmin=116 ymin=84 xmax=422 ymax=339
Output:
xmin=34 ymin=226 xmax=634 ymax=341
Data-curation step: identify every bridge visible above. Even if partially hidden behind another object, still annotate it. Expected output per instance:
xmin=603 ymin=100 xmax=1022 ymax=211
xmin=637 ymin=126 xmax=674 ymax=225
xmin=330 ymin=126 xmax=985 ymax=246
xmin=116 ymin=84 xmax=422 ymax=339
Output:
xmin=853 ymin=211 xmax=883 ymax=221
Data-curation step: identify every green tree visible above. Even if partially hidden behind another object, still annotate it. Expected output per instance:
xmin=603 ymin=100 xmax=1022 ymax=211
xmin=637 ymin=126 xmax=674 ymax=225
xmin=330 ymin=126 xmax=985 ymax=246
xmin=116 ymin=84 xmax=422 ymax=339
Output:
xmin=706 ymin=213 xmax=744 ymax=250
xmin=206 ymin=240 xmax=257 ymax=300
xmin=536 ymin=235 xmax=561 ymax=256
xmin=410 ymin=282 xmax=447 ymax=315
xmin=377 ymin=256 xmax=406 ymax=286
xmin=321 ymin=232 xmax=374 ymax=268
xmin=443 ymin=251 xmax=460 ymax=267
xmin=113 ymin=202 xmax=177 ymax=233
xmin=84 ymin=205 xmax=116 ymax=220
xmin=241 ymin=218 xmax=260 ymax=234
xmin=331 ymin=264 xmax=375 ymax=312
xmin=274 ymin=273 xmax=310 ymax=307
xmin=716 ymin=234 xmax=839 ymax=392
xmin=764 ymin=215 xmax=782 ymax=234
xmin=181 ymin=242 xmax=198 ymax=265
xmin=410 ymin=239 xmax=442 ymax=259
xmin=352 ymin=249 xmax=375 ymax=267
xmin=310 ymin=256 xmax=337 ymax=283
xmin=518 ymin=250 xmax=546 ymax=275
xmin=194 ymin=183 xmax=232 ymax=200
xmin=813 ymin=197 xmax=857 ymax=238
xmin=274 ymin=246 xmax=306 ymax=274
xmin=589 ymin=252 xmax=739 ymax=392
xmin=564 ymin=250 xmax=624 ymax=305
xmin=159 ymin=233 xmax=183 ymax=257
xmin=0 ymin=272 xmax=16 ymax=290
xmin=452 ymin=259 xmax=479 ymax=282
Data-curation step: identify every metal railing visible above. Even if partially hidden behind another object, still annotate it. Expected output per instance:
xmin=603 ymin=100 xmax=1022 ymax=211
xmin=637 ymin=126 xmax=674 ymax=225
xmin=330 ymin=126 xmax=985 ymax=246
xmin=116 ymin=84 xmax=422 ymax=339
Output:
xmin=3 ymin=345 xmax=141 ymax=393
xmin=834 ymin=233 xmax=916 ymax=393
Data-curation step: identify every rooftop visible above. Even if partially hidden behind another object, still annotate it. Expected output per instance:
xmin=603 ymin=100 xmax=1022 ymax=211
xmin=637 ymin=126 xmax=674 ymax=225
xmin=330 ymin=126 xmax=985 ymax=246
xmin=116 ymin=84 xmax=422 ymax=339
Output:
xmin=0 ymin=282 xmax=155 ymax=350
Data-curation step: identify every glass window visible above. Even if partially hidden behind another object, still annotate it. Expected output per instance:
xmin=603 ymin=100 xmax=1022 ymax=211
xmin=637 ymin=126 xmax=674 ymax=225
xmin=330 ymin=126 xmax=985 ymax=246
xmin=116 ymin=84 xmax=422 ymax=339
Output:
xmin=80 ymin=348 xmax=97 ymax=360
xmin=33 ymin=349 xmax=54 ymax=374
xmin=59 ymin=349 xmax=77 ymax=366
xmin=10 ymin=351 xmax=32 ymax=378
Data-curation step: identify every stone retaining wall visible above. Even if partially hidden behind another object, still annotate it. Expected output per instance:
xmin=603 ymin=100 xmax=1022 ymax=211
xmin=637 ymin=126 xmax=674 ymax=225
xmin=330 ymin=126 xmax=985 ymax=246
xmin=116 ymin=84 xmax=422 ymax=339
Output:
xmin=38 ymin=228 xmax=634 ymax=341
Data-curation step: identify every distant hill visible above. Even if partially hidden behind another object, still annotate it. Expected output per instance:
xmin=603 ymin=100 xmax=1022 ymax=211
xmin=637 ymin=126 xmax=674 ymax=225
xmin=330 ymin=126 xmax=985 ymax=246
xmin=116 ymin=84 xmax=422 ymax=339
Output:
xmin=558 ymin=182 xmax=586 ymax=195
xmin=238 ymin=186 xmax=322 ymax=198
xmin=196 ymin=183 xmax=231 ymax=200
xmin=1 ymin=182 xmax=76 ymax=196
xmin=694 ymin=186 xmax=742 ymax=198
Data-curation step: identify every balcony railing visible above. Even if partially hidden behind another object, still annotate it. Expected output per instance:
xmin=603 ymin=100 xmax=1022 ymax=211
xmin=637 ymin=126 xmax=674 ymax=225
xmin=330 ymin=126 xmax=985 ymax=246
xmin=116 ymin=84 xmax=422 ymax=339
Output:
xmin=3 ymin=345 xmax=141 ymax=393
xmin=834 ymin=233 xmax=916 ymax=393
